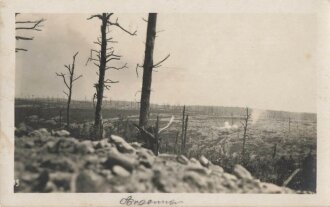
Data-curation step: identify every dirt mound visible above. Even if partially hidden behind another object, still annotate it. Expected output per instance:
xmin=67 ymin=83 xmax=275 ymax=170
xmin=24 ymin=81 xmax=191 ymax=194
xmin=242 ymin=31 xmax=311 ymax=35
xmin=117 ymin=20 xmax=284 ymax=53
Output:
xmin=14 ymin=129 xmax=294 ymax=193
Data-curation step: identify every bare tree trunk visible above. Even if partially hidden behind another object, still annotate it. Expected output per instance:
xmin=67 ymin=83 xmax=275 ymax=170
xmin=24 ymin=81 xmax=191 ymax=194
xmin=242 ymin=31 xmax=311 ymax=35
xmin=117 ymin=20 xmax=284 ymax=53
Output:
xmin=241 ymin=107 xmax=250 ymax=160
xmin=94 ymin=14 xmax=108 ymax=139
xmin=56 ymin=52 xmax=81 ymax=128
xmin=180 ymin=106 xmax=189 ymax=155
xmin=87 ymin=13 xmax=136 ymax=139
xmin=183 ymin=114 xmax=189 ymax=155
xmin=154 ymin=115 xmax=160 ymax=156
xmin=66 ymin=93 xmax=71 ymax=127
xmin=139 ymin=13 xmax=157 ymax=128
xmin=180 ymin=105 xmax=186 ymax=154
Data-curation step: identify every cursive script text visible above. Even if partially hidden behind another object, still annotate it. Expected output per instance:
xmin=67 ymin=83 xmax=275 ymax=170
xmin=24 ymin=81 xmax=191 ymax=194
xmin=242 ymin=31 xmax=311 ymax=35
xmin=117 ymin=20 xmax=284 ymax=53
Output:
xmin=119 ymin=195 xmax=183 ymax=206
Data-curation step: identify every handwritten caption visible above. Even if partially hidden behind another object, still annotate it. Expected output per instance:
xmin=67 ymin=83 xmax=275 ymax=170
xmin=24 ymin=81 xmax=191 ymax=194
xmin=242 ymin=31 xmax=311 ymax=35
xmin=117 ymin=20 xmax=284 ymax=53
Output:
xmin=119 ymin=195 xmax=183 ymax=206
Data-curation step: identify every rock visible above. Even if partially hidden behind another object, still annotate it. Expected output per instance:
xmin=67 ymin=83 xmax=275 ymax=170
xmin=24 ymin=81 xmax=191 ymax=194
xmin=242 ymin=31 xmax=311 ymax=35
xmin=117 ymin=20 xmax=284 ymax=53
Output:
xmin=110 ymin=135 xmax=135 ymax=153
xmin=222 ymin=172 xmax=238 ymax=181
xmin=53 ymin=130 xmax=70 ymax=137
xmin=199 ymin=155 xmax=209 ymax=167
xmin=24 ymin=140 xmax=35 ymax=148
xmin=189 ymin=158 xmax=203 ymax=168
xmin=76 ymin=140 xmax=95 ymax=154
xmin=238 ymin=179 xmax=261 ymax=193
xmin=25 ymin=162 xmax=40 ymax=173
xmin=131 ymin=142 xmax=142 ymax=149
xmin=15 ymin=122 xmax=31 ymax=137
xmin=103 ymin=150 xmax=137 ymax=172
xmin=44 ymin=181 xmax=57 ymax=192
xmin=158 ymin=154 xmax=176 ymax=161
xmin=136 ymin=165 xmax=154 ymax=179
xmin=99 ymin=169 xmax=113 ymax=179
xmin=49 ymin=172 xmax=73 ymax=192
xmin=75 ymin=170 xmax=106 ymax=192
xmin=221 ymin=176 xmax=238 ymax=191
xmin=95 ymin=148 xmax=111 ymax=158
xmin=83 ymin=155 xmax=102 ymax=169
xmin=95 ymin=138 xmax=111 ymax=149
xmin=36 ymin=134 xmax=53 ymax=145
xmin=209 ymin=164 xmax=224 ymax=175
xmin=45 ymin=119 xmax=57 ymax=126
xmin=183 ymin=171 xmax=208 ymax=188
xmin=45 ymin=140 xmax=57 ymax=152
xmin=137 ymin=148 xmax=155 ymax=168
xmin=190 ymin=157 xmax=199 ymax=164
xmin=233 ymin=164 xmax=253 ymax=180
xmin=51 ymin=137 xmax=78 ymax=153
xmin=32 ymin=170 xmax=49 ymax=192
xmin=40 ymin=157 xmax=76 ymax=172
xmin=112 ymin=165 xmax=131 ymax=177
xmin=28 ymin=128 xmax=50 ymax=137
xmin=177 ymin=155 xmax=189 ymax=165
xmin=185 ymin=166 xmax=210 ymax=175
xmin=21 ymin=173 xmax=39 ymax=182
xmin=92 ymin=140 xmax=99 ymax=148
xmin=260 ymin=182 xmax=285 ymax=193
xmin=152 ymin=169 xmax=168 ymax=192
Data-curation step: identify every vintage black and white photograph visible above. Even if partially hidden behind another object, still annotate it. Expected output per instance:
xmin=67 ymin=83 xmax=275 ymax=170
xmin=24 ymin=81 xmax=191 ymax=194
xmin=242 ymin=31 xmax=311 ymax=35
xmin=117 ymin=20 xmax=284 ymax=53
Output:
xmin=13 ymin=12 xmax=317 ymax=194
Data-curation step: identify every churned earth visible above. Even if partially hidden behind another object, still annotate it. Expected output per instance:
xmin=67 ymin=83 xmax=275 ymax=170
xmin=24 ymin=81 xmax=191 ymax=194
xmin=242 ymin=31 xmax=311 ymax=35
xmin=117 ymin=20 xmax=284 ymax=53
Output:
xmin=14 ymin=128 xmax=294 ymax=193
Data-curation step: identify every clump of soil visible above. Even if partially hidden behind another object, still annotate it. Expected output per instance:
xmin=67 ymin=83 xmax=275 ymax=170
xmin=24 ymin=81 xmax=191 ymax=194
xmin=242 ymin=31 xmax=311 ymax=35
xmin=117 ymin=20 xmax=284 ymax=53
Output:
xmin=14 ymin=128 xmax=295 ymax=193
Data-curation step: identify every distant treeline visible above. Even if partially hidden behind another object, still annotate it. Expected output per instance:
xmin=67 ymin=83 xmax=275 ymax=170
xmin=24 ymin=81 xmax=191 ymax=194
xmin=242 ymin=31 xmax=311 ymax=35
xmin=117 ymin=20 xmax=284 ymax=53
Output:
xmin=15 ymin=97 xmax=316 ymax=121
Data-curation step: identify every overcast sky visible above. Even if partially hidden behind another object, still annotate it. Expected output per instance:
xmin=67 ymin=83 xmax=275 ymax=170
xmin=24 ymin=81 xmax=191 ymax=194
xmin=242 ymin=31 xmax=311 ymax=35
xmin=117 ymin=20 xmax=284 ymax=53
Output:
xmin=15 ymin=13 xmax=317 ymax=113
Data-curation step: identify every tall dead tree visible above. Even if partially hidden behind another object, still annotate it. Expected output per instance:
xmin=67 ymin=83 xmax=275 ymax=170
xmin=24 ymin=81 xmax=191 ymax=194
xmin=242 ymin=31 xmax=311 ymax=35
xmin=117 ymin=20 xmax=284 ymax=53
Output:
xmin=240 ymin=107 xmax=251 ymax=161
xmin=137 ymin=13 xmax=170 ymax=128
xmin=183 ymin=114 xmax=189 ymax=153
xmin=15 ymin=13 xmax=46 ymax=52
xmin=87 ymin=13 xmax=136 ymax=140
xmin=180 ymin=105 xmax=189 ymax=155
xmin=56 ymin=52 xmax=82 ymax=127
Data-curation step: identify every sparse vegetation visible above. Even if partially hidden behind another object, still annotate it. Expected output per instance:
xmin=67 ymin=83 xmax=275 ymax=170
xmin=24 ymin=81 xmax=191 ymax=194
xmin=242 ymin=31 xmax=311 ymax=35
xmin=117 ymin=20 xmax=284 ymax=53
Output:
xmin=14 ymin=98 xmax=316 ymax=192
xmin=56 ymin=52 xmax=82 ymax=128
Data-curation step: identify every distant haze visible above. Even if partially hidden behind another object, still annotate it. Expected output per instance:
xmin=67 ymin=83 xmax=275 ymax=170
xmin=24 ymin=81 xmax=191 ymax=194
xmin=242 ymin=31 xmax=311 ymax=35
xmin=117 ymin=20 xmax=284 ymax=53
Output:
xmin=16 ymin=13 xmax=317 ymax=113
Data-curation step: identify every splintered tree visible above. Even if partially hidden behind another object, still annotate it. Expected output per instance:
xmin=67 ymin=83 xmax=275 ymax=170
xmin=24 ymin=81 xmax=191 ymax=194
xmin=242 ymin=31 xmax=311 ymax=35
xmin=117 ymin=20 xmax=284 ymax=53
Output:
xmin=136 ymin=13 xmax=170 ymax=153
xmin=87 ymin=13 xmax=136 ymax=140
xmin=137 ymin=13 xmax=170 ymax=129
xmin=134 ymin=116 xmax=174 ymax=155
xmin=56 ymin=52 xmax=82 ymax=127
xmin=240 ymin=107 xmax=252 ymax=161
xmin=15 ymin=13 xmax=46 ymax=52
xmin=180 ymin=105 xmax=189 ymax=155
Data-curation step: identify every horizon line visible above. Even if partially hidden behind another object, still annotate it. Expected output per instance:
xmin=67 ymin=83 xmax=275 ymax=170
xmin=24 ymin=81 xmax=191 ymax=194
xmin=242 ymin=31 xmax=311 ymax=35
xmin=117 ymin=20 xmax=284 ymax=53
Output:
xmin=14 ymin=96 xmax=317 ymax=115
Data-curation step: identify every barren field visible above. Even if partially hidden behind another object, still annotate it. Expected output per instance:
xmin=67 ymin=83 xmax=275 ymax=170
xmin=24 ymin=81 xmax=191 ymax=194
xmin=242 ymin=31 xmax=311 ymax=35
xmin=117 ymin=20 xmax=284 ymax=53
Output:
xmin=15 ymin=99 xmax=317 ymax=192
